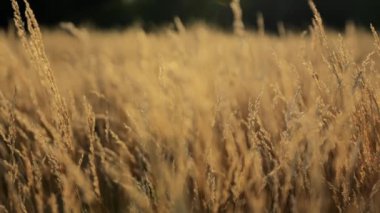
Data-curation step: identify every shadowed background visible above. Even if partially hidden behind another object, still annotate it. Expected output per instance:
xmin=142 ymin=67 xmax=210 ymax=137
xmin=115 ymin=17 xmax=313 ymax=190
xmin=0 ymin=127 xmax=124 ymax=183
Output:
xmin=0 ymin=0 xmax=379 ymax=31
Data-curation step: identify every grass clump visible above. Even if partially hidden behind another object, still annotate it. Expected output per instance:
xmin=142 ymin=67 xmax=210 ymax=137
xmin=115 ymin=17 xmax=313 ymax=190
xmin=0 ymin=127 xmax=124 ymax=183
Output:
xmin=0 ymin=0 xmax=380 ymax=212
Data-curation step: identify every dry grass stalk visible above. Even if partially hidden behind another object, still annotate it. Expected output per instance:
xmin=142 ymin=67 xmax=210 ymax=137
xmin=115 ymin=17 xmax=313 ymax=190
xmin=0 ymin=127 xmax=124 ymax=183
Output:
xmin=10 ymin=0 xmax=73 ymax=151
xmin=370 ymin=24 xmax=380 ymax=56
xmin=230 ymin=0 xmax=245 ymax=36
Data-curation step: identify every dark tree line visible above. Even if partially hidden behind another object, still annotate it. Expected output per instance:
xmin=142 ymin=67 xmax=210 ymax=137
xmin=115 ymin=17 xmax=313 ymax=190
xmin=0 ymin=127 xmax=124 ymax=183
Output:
xmin=0 ymin=0 xmax=380 ymax=31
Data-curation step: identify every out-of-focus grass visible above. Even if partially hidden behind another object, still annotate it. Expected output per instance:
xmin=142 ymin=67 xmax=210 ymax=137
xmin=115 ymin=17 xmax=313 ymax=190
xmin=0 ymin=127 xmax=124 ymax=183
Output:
xmin=0 ymin=0 xmax=379 ymax=212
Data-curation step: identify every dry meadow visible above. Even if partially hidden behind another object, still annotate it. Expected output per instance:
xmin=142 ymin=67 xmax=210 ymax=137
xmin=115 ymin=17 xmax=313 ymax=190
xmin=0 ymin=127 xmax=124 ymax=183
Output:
xmin=0 ymin=0 xmax=380 ymax=212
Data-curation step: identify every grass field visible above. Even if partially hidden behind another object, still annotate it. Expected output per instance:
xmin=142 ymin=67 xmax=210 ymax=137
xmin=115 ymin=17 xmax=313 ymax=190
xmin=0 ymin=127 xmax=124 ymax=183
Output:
xmin=0 ymin=0 xmax=380 ymax=212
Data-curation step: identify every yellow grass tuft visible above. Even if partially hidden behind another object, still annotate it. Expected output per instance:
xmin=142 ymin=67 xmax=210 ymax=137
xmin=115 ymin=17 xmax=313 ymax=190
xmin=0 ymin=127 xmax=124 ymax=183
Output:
xmin=0 ymin=0 xmax=379 ymax=212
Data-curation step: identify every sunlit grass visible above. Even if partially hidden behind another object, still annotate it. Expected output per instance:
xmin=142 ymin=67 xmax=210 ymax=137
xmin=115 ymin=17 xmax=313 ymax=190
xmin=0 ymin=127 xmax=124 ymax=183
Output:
xmin=0 ymin=0 xmax=379 ymax=212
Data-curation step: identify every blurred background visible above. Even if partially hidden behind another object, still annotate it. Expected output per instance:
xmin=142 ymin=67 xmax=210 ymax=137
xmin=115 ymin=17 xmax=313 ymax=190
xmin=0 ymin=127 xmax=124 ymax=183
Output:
xmin=0 ymin=0 xmax=379 ymax=31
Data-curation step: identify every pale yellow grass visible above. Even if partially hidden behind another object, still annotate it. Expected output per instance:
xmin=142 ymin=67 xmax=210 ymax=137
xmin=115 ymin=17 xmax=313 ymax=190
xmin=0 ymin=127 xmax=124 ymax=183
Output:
xmin=0 ymin=0 xmax=379 ymax=212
